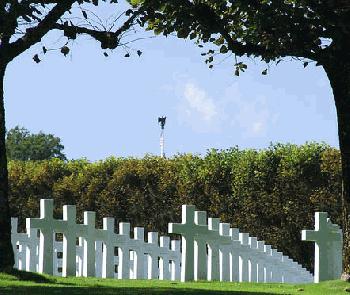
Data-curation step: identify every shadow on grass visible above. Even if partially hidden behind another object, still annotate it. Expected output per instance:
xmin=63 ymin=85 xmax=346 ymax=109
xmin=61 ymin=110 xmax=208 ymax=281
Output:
xmin=7 ymin=269 xmax=56 ymax=284
xmin=0 ymin=286 xmax=289 ymax=295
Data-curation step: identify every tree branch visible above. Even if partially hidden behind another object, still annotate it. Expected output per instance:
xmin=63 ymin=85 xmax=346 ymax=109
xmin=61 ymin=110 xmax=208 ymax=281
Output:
xmin=5 ymin=1 xmax=75 ymax=62
xmin=54 ymin=9 xmax=141 ymax=49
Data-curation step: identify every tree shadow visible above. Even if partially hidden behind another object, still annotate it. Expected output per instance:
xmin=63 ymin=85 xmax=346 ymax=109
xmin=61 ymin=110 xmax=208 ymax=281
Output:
xmin=0 ymin=285 xmax=290 ymax=295
xmin=7 ymin=269 xmax=56 ymax=284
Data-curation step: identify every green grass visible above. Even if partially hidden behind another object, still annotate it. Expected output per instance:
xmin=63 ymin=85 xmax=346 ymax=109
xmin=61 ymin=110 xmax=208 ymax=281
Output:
xmin=0 ymin=271 xmax=349 ymax=295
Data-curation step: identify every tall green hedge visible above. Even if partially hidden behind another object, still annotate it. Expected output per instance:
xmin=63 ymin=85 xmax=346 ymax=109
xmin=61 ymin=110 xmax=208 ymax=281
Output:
xmin=8 ymin=143 xmax=342 ymax=272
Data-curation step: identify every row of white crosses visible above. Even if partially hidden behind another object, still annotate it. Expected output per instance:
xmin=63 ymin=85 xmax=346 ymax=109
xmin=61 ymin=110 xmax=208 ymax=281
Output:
xmin=11 ymin=218 xmax=39 ymax=272
xmin=12 ymin=199 xmax=342 ymax=284
xmin=170 ymin=205 xmax=314 ymax=283
xmin=17 ymin=199 xmax=181 ymax=280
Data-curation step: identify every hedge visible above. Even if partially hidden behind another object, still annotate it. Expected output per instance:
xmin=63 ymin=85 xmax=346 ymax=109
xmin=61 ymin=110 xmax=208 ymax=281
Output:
xmin=8 ymin=142 xmax=342 ymax=272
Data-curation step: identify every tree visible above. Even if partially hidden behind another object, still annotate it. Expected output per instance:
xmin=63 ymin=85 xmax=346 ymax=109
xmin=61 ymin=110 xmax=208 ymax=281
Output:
xmin=135 ymin=0 xmax=350 ymax=274
xmin=0 ymin=0 xmax=143 ymax=271
xmin=6 ymin=126 xmax=66 ymax=161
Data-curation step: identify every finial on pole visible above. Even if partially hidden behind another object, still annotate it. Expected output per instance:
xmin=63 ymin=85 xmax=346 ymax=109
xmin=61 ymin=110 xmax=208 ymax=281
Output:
xmin=158 ymin=116 xmax=166 ymax=130
xmin=158 ymin=116 xmax=166 ymax=158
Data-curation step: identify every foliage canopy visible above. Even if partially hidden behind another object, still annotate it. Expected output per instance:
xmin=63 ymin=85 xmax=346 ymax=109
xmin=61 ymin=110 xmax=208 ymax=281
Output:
xmin=6 ymin=126 xmax=66 ymax=161
xmin=8 ymin=143 xmax=342 ymax=271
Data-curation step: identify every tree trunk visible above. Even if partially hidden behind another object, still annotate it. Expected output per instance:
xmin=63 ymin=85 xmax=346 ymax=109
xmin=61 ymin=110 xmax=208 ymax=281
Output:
xmin=0 ymin=63 xmax=14 ymax=272
xmin=324 ymin=59 xmax=350 ymax=274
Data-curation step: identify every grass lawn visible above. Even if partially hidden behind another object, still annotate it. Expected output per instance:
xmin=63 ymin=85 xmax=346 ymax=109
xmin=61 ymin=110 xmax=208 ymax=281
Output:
xmin=0 ymin=271 xmax=349 ymax=295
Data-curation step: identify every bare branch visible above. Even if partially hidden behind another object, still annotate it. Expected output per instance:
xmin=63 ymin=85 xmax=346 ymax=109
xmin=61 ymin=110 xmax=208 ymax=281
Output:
xmin=5 ymin=1 xmax=75 ymax=62
xmin=53 ymin=9 xmax=142 ymax=49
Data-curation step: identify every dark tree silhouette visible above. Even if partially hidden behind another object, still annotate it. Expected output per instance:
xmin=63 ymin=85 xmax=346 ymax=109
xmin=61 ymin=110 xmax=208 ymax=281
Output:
xmin=0 ymin=0 xmax=143 ymax=271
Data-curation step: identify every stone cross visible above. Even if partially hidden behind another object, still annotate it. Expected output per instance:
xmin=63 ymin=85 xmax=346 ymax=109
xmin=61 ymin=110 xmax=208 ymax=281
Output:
xmin=256 ymin=241 xmax=266 ymax=282
xmin=53 ymin=236 xmax=63 ymax=276
xmin=239 ymin=233 xmax=250 ymax=282
xmin=159 ymin=236 xmax=171 ymax=280
xmin=101 ymin=217 xmax=115 ymax=279
xmin=76 ymin=211 xmax=97 ymax=277
xmin=301 ymin=212 xmax=342 ymax=283
xmin=169 ymin=205 xmax=208 ymax=281
xmin=76 ymin=237 xmax=84 ymax=277
xmin=117 ymin=222 xmax=132 ymax=279
xmin=270 ymin=249 xmax=282 ymax=282
xmin=219 ymin=223 xmax=231 ymax=282
xmin=249 ymin=237 xmax=259 ymax=283
xmin=207 ymin=218 xmax=220 ymax=281
xmin=11 ymin=218 xmax=27 ymax=270
xmin=264 ymin=244 xmax=272 ymax=282
xmin=26 ymin=200 xmax=81 ymax=276
xmin=145 ymin=232 xmax=159 ymax=279
xmin=275 ymin=251 xmax=284 ymax=282
xmin=11 ymin=218 xmax=39 ymax=272
xmin=95 ymin=240 xmax=103 ymax=277
xmin=170 ymin=240 xmax=181 ymax=281
xmin=62 ymin=205 xmax=77 ymax=277
xmin=132 ymin=227 xmax=146 ymax=279
xmin=285 ymin=257 xmax=297 ymax=283
xmin=26 ymin=199 xmax=56 ymax=274
xmin=26 ymin=225 xmax=39 ymax=272
xmin=229 ymin=228 xmax=240 ymax=282
xmin=194 ymin=211 xmax=208 ymax=281
xmin=281 ymin=255 xmax=290 ymax=283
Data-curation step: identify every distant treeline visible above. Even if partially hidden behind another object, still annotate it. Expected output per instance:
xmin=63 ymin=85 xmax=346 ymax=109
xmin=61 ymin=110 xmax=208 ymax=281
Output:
xmin=8 ymin=143 xmax=342 ymax=272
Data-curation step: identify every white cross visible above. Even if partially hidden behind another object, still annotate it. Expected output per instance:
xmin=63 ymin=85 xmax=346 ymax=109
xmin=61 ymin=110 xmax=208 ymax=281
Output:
xmin=301 ymin=212 xmax=342 ymax=283
xmin=11 ymin=218 xmax=39 ymax=272
xmin=159 ymin=236 xmax=171 ymax=280
xmin=256 ymin=241 xmax=266 ymax=282
xmin=95 ymin=240 xmax=103 ymax=277
xmin=170 ymin=240 xmax=181 ymax=281
xmin=101 ymin=217 xmax=115 ymax=278
xmin=76 ymin=211 xmax=97 ymax=277
xmin=76 ymin=237 xmax=84 ymax=277
xmin=26 ymin=199 xmax=55 ymax=274
xmin=264 ymin=244 xmax=272 ymax=282
xmin=248 ymin=237 xmax=258 ymax=282
xmin=229 ymin=228 xmax=240 ymax=282
xmin=132 ymin=227 xmax=146 ymax=279
xmin=117 ymin=222 xmax=131 ymax=279
xmin=207 ymin=218 xmax=220 ymax=281
xmin=169 ymin=205 xmax=206 ymax=281
xmin=11 ymin=218 xmax=29 ymax=270
xmin=145 ymin=232 xmax=159 ymax=279
xmin=53 ymin=236 xmax=63 ymax=276
xmin=194 ymin=210 xmax=207 ymax=281
xmin=62 ymin=205 xmax=77 ymax=277
xmin=219 ymin=223 xmax=231 ymax=282
xmin=239 ymin=233 xmax=250 ymax=282
xmin=270 ymin=249 xmax=282 ymax=282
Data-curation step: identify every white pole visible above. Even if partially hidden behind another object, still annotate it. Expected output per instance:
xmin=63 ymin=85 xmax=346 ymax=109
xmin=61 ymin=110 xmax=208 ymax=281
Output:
xmin=160 ymin=129 xmax=165 ymax=158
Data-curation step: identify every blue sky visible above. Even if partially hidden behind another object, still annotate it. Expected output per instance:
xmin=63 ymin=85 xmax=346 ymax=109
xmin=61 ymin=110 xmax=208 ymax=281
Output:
xmin=4 ymin=2 xmax=338 ymax=161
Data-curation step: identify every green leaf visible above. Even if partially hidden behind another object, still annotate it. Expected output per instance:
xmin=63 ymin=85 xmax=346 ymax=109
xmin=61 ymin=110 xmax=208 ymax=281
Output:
xmin=33 ymin=54 xmax=41 ymax=63
xmin=61 ymin=46 xmax=70 ymax=57
xmin=220 ymin=45 xmax=228 ymax=54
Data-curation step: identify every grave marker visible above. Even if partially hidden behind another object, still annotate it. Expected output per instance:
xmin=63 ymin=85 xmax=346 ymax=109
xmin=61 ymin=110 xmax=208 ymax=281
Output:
xmin=301 ymin=212 xmax=342 ymax=283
